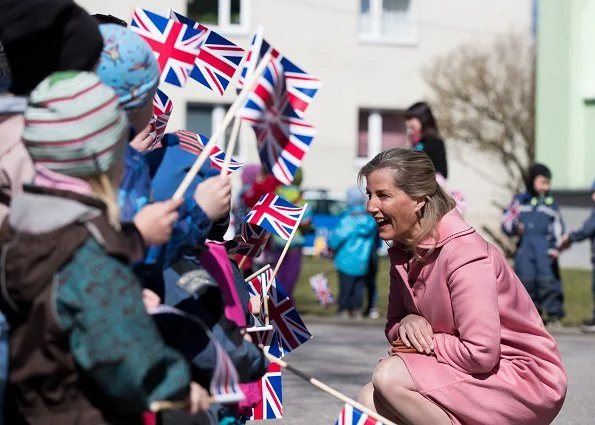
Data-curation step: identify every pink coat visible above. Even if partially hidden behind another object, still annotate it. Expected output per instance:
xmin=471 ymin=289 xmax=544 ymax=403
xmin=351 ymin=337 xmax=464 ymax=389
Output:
xmin=386 ymin=209 xmax=567 ymax=425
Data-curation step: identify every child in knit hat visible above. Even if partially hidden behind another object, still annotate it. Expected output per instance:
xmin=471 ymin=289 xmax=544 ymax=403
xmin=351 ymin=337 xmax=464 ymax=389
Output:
xmin=502 ymin=163 xmax=566 ymax=328
xmin=328 ymin=186 xmax=378 ymax=320
xmin=0 ymin=71 xmax=208 ymax=424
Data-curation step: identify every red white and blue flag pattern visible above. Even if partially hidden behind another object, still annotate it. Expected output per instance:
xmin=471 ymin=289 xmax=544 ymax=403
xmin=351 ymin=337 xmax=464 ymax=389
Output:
xmin=169 ymin=9 xmax=245 ymax=95
xmin=210 ymin=335 xmax=245 ymax=404
xmin=242 ymin=193 xmax=305 ymax=240
xmin=238 ymin=34 xmax=321 ymax=118
xmin=246 ymin=268 xmax=312 ymax=355
xmin=226 ymin=222 xmax=271 ymax=258
xmin=502 ymin=197 xmax=521 ymax=234
xmin=148 ymin=88 xmax=173 ymax=148
xmin=308 ymin=273 xmax=334 ymax=307
xmin=249 ymin=362 xmax=283 ymax=420
xmin=335 ymin=404 xmax=384 ymax=425
xmin=130 ymin=8 xmax=205 ymax=87
xmin=174 ymin=130 xmax=244 ymax=175
xmin=238 ymin=34 xmax=320 ymax=185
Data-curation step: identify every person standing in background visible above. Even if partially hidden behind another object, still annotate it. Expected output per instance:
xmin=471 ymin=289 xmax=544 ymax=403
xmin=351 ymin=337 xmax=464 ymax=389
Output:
xmin=328 ymin=187 xmax=378 ymax=321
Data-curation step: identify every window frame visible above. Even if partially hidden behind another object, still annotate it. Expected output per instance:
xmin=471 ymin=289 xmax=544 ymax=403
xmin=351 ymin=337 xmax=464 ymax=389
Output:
xmin=186 ymin=0 xmax=250 ymax=36
xmin=358 ymin=0 xmax=418 ymax=46
xmin=186 ymin=102 xmax=247 ymax=160
xmin=356 ymin=108 xmax=408 ymax=165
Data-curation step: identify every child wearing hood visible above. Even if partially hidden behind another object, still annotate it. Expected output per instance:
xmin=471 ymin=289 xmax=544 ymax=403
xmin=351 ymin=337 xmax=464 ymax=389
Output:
xmin=502 ymin=163 xmax=566 ymax=327
xmin=0 ymin=71 xmax=209 ymax=424
xmin=328 ymin=186 xmax=378 ymax=320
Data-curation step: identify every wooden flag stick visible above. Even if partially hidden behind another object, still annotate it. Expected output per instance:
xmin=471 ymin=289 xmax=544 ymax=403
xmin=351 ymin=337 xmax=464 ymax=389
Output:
xmin=172 ymin=50 xmax=272 ymax=200
xmin=244 ymin=264 xmax=271 ymax=283
xmin=149 ymin=396 xmax=216 ymax=412
xmin=237 ymin=254 xmax=248 ymax=271
xmin=264 ymin=352 xmax=397 ymax=425
xmin=220 ymin=116 xmax=242 ymax=176
xmin=263 ymin=203 xmax=308 ymax=324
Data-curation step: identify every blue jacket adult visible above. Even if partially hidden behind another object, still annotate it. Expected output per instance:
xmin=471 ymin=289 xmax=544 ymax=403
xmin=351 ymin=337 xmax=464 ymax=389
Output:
xmin=328 ymin=204 xmax=377 ymax=277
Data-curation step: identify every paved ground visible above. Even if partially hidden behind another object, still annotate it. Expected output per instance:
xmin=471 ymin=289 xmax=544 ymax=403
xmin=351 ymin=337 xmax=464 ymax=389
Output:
xmin=251 ymin=322 xmax=595 ymax=425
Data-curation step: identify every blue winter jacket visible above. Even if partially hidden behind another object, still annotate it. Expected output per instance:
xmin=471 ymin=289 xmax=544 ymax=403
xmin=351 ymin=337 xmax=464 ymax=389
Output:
xmin=501 ymin=192 xmax=565 ymax=250
xmin=327 ymin=205 xmax=377 ymax=277
xmin=569 ymin=207 xmax=595 ymax=264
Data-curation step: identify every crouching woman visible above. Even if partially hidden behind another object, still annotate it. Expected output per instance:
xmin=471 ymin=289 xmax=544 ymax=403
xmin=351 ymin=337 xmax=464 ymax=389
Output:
xmin=357 ymin=148 xmax=567 ymax=425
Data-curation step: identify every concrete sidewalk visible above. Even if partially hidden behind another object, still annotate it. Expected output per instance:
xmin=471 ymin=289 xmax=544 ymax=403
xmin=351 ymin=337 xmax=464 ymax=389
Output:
xmin=250 ymin=323 xmax=595 ymax=425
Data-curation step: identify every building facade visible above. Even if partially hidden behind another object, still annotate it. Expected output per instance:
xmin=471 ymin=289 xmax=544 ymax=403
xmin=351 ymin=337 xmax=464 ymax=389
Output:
xmin=79 ymin=0 xmax=532 ymax=229
xmin=535 ymin=0 xmax=595 ymax=268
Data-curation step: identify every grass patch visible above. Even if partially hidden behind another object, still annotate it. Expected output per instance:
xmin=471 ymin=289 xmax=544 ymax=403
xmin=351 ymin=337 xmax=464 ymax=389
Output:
xmin=294 ymin=256 xmax=593 ymax=326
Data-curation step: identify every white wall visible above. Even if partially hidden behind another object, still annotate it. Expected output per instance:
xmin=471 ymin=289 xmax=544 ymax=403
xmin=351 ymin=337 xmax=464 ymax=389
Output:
xmin=79 ymin=0 xmax=532 ymax=229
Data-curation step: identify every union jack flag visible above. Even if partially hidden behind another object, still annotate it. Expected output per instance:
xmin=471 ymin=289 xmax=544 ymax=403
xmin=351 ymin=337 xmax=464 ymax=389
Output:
xmin=147 ymin=304 xmax=245 ymax=404
xmin=130 ymin=8 xmax=204 ymax=87
xmin=169 ymin=10 xmax=246 ymax=96
xmin=335 ymin=404 xmax=384 ymax=425
xmin=502 ymin=198 xmax=521 ymax=234
xmin=239 ymin=44 xmax=318 ymax=184
xmin=148 ymin=88 xmax=173 ymax=148
xmin=249 ymin=362 xmax=283 ymax=420
xmin=251 ymin=328 xmax=284 ymax=359
xmin=242 ymin=192 xmax=305 ymax=240
xmin=211 ymin=336 xmax=245 ymax=404
xmin=309 ymin=273 xmax=334 ymax=307
xmin=246 ymin=268 xmax=312 ymax=355
xmin=174 ymin=130 xmax=244 ymax=175
xmin=226 ymin=222 xmax=270 ymax=258
xmin=238 ymin=33 xmax=321 ymax=118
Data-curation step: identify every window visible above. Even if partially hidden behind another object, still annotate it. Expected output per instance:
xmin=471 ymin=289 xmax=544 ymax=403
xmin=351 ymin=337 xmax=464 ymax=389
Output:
xmin=357 ymin=109 xmax=408 ymax=159
xmin=186 ymin=104 xmax=242 ymax=157
xmin=359 ymin=0 xmax=417 ymax=44
xmin=186 ymin=0 xmax=248 ymax=34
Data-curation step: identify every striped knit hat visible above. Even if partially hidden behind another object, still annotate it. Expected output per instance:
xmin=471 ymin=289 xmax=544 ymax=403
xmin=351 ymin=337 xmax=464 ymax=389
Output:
xmin=23 ymin=71 xmax=128 ymax=177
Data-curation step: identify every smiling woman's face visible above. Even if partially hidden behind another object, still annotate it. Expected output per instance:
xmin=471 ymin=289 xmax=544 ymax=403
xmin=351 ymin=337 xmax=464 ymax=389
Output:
xmin=365 ymin=168 xmax=422 ymax=243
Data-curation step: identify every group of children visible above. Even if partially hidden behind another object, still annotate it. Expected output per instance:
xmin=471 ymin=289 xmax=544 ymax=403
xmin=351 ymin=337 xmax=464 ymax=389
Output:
xmin=0 ymin=2 xmax=275 ymax=425
xmin=502 ymin=163 xmax=595 ymax=332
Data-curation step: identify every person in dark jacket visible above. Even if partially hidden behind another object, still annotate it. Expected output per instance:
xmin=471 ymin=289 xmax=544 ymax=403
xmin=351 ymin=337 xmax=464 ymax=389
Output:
xmin=0 ymin=71 xmax=209 ymax=425
xmin=561 ymin=180 xmax=595 ymax=332
xmin=502 ymin=164 xmax=566 ymax=327
xmin=405 ymin=101 xmax=448 ymax=179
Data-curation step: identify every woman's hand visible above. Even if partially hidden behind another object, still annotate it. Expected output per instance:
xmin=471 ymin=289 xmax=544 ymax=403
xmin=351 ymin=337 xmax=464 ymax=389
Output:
xmin=398 ymin=314 xmax=434 ymax=355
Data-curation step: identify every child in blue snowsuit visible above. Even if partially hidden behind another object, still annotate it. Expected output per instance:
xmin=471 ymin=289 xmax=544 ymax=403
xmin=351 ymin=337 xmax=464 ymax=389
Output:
xmin=502 ymin=163 xmax=566 ymax=323
xmin=328 ymin=186 xmax=378 ymax=320
xmin=561 ymin=180 xmax=595 ymax=332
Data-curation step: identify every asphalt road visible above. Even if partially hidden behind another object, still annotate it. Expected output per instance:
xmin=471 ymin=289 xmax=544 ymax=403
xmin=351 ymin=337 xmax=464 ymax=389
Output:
xmin=250 ymin=322 xmax=595 ymax=425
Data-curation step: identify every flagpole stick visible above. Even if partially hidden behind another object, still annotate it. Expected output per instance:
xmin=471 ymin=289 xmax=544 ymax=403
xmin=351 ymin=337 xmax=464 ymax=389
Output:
xmin=149 ymin=397 xmax=216 ymax=412
xmin=244 ymin=264 xmax=271 ymax=282
xmin=220 ymin=116 xmax=242 ymax=176
xmin=263 ymin=203 xmax=308 ymax=325
xmin=172 ymin=50 xmax=272 ymax=201
xmin=264 ymin=353 xmax=398 ymax=425
xmin=237 ymin=254 xmax=248 ymax=271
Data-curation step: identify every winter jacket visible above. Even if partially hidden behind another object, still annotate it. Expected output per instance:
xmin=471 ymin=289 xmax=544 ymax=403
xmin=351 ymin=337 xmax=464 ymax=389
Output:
xmin=501 ymin=192 xmax=565 ymax=250
xmin=569 ymin=208 xmax=595 ymax=263
xmin=328 ymin=205 xmax=377 ymax=276
xmin=413 ymin=135 xmax=448 ymax=178
xmin=0 ymin=186 xmax=191 ymax=425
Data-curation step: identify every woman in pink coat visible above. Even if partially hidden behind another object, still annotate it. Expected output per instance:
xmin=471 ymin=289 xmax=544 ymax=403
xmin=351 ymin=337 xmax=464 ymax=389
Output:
xmin=356 ymin=148 xmax=567 ymax=425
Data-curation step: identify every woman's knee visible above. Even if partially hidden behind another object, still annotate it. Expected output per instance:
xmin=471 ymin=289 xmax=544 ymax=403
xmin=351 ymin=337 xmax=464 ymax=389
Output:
xmin=357 ymin=382 xmax=375 ymax=408
xmin=372 ymin=356 xmax=415 ymax=395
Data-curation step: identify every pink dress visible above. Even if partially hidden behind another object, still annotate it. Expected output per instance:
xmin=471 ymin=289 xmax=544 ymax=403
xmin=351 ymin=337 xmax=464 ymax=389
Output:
xmin=386 ymin=209 xmax=567 ymax=425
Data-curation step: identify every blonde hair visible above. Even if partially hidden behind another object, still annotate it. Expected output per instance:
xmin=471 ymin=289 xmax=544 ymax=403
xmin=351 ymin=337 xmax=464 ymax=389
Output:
xmin=84 ymin=173 xmax=121 ymax=231
xmin=358 ymin=148 xmax=456 ymax=260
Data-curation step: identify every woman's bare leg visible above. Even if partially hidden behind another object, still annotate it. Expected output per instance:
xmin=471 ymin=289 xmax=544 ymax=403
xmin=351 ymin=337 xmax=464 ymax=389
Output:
xmin=370 ymin=356 xmax=452 ymax=425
